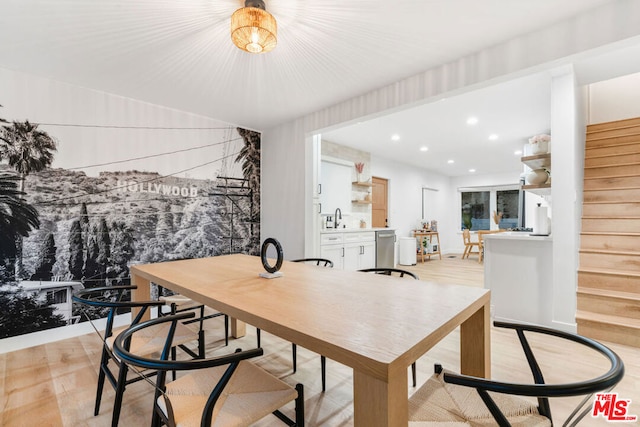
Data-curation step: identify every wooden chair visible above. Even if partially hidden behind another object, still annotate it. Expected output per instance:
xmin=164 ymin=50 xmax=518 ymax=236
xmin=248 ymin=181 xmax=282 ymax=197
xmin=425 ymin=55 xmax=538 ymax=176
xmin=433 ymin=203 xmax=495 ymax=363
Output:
xmin=359 ymin=267 xmax=420 ymax=387
xmin=408 ymin=321 xmax=624 ymax=426
xmin=72 ymin=285 xmax=202 ymax=427
xmin=113 ymin=312 xmax=305 ymax=427
xmin=461 ymin=229 xmax=480 ymax=259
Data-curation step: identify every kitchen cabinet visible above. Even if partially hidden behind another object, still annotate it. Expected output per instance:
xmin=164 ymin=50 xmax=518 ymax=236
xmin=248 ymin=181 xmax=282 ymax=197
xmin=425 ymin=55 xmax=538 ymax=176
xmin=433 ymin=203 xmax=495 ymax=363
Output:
xmin=320 ymin=231 xmax=376 ymax=271
xmin=483 ymin=232 xmax=555 ymax=327
xmin=319 ymin=233 xmax=344 ymax=269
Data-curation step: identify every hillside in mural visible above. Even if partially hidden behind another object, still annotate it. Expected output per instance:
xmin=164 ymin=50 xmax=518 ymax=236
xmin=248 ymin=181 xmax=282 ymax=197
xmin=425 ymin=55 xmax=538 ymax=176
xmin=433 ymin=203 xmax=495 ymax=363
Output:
xmin=17 ymin=167 xmax=260 ymax=284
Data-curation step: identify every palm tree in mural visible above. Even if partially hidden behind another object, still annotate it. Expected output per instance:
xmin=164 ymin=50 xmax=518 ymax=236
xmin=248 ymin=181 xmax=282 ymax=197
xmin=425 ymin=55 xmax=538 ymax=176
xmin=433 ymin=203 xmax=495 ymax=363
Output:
xmin=0 ymin=104 xmax=7 ymax=125
xmin=0 ymin=120 xmax=57 ymax=278
xmin=0 ymin=173 xmax=40 ymax=278
xmin=235 ymin=127 xmax=260 ymax=222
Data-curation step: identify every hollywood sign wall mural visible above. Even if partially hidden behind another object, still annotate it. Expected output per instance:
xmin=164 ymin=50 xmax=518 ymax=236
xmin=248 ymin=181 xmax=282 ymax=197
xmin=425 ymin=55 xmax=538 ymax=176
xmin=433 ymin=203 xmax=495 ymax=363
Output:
xmin=0 ymin=103 xmax=260 ymax=339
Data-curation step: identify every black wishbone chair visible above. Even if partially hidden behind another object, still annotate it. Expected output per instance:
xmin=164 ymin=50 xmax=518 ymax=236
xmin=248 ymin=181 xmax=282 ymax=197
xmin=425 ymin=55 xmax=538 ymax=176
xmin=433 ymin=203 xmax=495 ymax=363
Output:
xmin=72 ymin=285 xmax=202 ymax=427
xmin=254 ymin=258 xmax=334 ymax=391
xmin=408 ymin=321 xmax=625 ymax=427
xmin=358 ymin=267 xmax=419 ymax=279
xmin=358 ymin=267 xmax=420 ymax=387
xmin=113 ymin=312 xmax=305 ymax=427
xmin=157 ymin=284 xmax=230 ymax=354
xmin=290 ymin=258 xmax=334 ymax=391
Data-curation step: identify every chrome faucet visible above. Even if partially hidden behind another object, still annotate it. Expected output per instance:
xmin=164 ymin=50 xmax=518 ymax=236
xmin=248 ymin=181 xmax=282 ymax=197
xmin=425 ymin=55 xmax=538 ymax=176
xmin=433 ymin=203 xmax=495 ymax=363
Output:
xmin=334 ymin=208 xmax=342 ymax=228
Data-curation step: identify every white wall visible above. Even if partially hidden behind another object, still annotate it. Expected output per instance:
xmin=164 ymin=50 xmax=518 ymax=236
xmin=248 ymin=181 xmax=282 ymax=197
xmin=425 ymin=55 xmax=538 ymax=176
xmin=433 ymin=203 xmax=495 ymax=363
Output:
xmin=0 ymin=68 xmax=241 ymax=180
xmin=370 ymin=155 xmax=452 ymax=249
xmin=588 ymin=71 xmax=640 ymax=123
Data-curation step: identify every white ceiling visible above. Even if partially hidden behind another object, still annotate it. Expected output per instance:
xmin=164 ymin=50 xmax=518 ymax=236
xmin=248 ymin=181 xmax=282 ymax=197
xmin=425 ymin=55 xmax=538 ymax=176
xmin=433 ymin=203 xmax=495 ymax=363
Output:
xmin=322 ymin=71 xmax=552 ymax=177
xmin=0 ymin=0 xmax=636 ymax=177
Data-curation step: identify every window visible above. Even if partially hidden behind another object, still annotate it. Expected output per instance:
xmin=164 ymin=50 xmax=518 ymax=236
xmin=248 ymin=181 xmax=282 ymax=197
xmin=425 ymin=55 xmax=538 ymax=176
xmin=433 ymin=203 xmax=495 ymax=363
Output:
xmin=461 ymin=191 xmax=490 ymax=231
xmin=460 ymin=186 xmax=521 ymax=231
xmin=46 ymin=289 xmax=67 ymax=304
xmin=497 ymin=190 xmax=519 ymax=229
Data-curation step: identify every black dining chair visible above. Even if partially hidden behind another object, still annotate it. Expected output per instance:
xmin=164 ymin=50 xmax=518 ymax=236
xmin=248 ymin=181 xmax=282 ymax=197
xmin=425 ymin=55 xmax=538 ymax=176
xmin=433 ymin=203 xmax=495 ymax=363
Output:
xmin=408 ymin=321 xmax=625 ymax=426
xmin=112 ymin=312 xmax=305 ymax=427
xmin=157 ymin=284 xmax=230 ymax=354
xmin=291 ymin=258 xmax=334 ymax=391
xmin=255 ymin=258 xmax=334 ymax=391
xmin=359 ymin=267 xmax=419 ymax=279
xmin=359 ymin=267 xmax=420 ymax=387
xmin=72 ymin=285 xmax=202 ymax=427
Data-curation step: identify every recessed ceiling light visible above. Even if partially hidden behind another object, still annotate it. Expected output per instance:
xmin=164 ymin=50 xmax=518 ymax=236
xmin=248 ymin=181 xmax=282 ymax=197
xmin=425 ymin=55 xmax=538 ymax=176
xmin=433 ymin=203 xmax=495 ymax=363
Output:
xmin=514 ymin=150 xmax=523 ymax=155
xmin=488 ymin=134 xmax=499 ymax=140
xmin=420 ymin=146 xmax=428 ymax=152
xmin=447 ymin=160 xmax=454 ymax=164
xmin=466 ymin=117 xmax=478 ymax=125
xmin=391 ymin=134 xmax=400 ymax=141
xmin=469 ymin=168 xmax=476 ymax=173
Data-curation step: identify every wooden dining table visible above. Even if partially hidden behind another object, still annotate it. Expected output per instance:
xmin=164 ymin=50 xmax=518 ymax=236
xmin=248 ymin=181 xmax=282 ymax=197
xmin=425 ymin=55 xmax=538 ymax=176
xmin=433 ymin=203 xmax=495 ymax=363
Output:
xmin=130 ymin=253 xmax=491 ymax=427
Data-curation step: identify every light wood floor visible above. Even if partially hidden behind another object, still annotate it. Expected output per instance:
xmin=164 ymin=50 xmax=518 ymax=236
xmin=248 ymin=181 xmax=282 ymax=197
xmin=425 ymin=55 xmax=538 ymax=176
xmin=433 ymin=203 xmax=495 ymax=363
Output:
xmin=1 ymin=255 xmax=638 ymax=426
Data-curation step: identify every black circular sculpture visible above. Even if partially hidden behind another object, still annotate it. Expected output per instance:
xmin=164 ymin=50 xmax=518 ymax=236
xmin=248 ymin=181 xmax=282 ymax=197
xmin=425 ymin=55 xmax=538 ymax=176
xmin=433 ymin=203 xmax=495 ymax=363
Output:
xmin=260 ymin=237 xmax=283 ymax=273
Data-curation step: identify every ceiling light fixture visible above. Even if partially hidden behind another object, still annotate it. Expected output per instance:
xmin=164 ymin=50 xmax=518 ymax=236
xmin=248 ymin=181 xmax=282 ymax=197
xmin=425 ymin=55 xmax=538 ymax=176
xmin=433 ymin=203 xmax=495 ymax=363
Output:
xmin=488 ymin=134 xmax=499 ymax=140
xmin=391 ymin=134 xmax=400 ymax=141
xmin=420 ymin=146 xmax=429 ymax=152
xmin=447 ymin=160 xmax=454 ymax=164
xmin=466 ymin=117 xmax=478 ymax=125
xmin=514 ymin=150 xmax=523 ymax=155
xmin=231 ymin=0 xmax=277 ymax=54
xmin=469 ymin=168 xmax=476 ymax=173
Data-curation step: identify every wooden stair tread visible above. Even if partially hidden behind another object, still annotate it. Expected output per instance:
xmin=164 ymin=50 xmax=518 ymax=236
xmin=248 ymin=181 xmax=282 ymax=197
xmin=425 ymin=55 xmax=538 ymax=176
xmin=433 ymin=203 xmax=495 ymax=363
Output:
xmin=580 ymin=248 xmax=640 ymax=256
xmin=583 ymin=186 xmax=640 ymax=191
xmin=584 ymin=151 xmax=640 ymax=159
xmin=584 ymin=162 xmax=640 ymax=169
xmin=582 ymin=216 xmax=640 ymax=220
xmin=577 ymin=287 xmax=640 ymax=301
xmin=578 ymin=267 xmax=640 ymax=278
xmin=584 ymin=174 xmax=640 ymax=180
xmin=582 ymin=200 xmax=640 ymax=205
xmin=587 ymin=117 xmax=640 ymax=131
xmin=585 ymin=141 xmax=640 ymax=149
xmin=581 ymin=231 xmax=640 ymax=236
xmin=576 ymin=310 xmax=640 ymax=328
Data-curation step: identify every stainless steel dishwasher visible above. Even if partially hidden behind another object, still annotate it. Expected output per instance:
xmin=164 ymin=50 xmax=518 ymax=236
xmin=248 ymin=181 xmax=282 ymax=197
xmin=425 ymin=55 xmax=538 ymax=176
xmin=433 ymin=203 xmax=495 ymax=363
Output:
xmin=375 ymin=229 xmax=396 ymax=268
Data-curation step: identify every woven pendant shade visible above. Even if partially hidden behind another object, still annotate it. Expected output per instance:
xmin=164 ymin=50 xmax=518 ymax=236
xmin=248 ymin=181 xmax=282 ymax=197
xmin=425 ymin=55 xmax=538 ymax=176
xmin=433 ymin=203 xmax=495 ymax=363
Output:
xmin=231 ymin=5 xmax=277 ymax=54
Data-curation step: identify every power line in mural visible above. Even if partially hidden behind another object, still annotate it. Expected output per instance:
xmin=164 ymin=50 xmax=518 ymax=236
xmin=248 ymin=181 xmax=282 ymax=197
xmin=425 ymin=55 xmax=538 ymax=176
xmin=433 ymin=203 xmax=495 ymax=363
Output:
xmin=35 ymin=122 xmax=237 ymax=130
xmin=65 ymin=137 xmax=243 ymax=171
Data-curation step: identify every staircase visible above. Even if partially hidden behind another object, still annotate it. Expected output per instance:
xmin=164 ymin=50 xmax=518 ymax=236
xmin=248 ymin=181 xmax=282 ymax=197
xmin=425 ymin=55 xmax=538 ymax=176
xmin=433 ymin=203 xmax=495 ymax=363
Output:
xmin=576 ymin=117 xmax=640 ymax=347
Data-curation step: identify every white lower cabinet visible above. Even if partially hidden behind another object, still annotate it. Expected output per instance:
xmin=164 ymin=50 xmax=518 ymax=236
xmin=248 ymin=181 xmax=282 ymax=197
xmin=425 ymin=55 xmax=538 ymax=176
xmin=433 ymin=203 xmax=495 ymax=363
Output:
xmin=320 ymin=231 xmax=375 ymax=271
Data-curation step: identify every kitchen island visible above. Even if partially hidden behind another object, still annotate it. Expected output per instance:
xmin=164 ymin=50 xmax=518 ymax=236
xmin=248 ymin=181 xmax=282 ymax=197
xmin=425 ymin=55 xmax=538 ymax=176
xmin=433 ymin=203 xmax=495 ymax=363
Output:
xmin=483 ymin=232 xmax=554 ymax=327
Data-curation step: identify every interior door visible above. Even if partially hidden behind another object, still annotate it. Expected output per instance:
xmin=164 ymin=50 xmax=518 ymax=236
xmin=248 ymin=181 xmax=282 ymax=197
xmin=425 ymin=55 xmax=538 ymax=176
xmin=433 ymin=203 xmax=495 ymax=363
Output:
xmin=372 ymin=176 xmax=388 ymax=228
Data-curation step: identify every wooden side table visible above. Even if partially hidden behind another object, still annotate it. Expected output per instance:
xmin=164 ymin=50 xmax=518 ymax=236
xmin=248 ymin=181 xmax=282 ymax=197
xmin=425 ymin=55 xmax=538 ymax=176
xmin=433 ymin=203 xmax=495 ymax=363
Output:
xmin=413 ymin=231 xmax=442 ymax=262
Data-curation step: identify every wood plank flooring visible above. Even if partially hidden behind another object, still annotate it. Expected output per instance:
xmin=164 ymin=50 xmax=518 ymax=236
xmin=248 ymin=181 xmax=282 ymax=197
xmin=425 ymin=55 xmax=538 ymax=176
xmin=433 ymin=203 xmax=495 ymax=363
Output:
xmin=1 ymin=255 xmax=638 ymax=426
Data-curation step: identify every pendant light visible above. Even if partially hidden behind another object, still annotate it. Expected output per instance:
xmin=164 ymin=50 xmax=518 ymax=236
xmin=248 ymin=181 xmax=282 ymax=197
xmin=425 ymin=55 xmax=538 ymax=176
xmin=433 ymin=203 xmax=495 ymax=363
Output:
xmin=231 ymin=0 xmax=277 ymax=54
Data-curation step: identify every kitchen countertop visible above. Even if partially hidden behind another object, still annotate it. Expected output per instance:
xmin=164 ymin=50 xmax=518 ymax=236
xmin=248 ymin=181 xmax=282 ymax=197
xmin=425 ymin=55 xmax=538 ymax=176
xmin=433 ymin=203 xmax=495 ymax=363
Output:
xmin=483 ymin=231 xmax=552 ymax=241
xmin=320 ymin=227 xmax=393 ymax=234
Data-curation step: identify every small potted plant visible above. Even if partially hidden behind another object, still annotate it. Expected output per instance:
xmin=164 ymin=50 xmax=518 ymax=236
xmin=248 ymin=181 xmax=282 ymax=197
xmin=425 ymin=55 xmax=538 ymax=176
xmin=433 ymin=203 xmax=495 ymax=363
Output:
xmin=529 ymin=134 xmax=551 ymax=154
xmin=354 ymin=162 xmax=365 ymax=182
